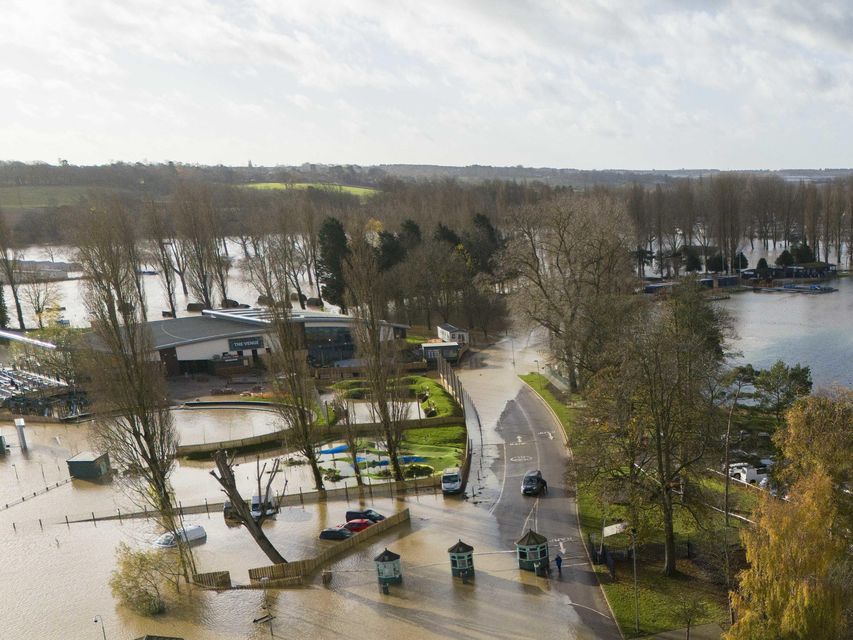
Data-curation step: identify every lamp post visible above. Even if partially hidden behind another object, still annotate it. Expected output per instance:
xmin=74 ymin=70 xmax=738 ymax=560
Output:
xmin=534 ymin=359 xmax=540 ymax=378
xmin=510 ymin=336 xmax=516 ymax=367
xmin=93 ymin=615 xmax=107 ymax=640
xmin=630 ymin=528 xmax=639 ymax=635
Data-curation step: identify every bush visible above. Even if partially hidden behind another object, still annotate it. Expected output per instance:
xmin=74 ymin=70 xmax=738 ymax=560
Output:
xmin=404 ymin=463 xmax=434 ymax=478
xmin=109 ymin=542 xmax=176 ymax=616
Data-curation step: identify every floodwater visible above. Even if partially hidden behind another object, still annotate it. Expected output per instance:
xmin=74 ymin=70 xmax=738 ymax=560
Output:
xmin=719 ymin=274 xmax=853 ymax=388
xmin=172 ymin=407 xmax=281 ymax=446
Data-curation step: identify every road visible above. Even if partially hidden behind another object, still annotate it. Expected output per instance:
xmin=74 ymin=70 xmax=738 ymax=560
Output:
xmin=459 ymin=331 xmax=622 ymax=640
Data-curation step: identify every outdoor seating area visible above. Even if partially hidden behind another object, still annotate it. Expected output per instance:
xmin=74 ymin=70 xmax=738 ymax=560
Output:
xmin=0 ymin=367 xmax=66 ymax=401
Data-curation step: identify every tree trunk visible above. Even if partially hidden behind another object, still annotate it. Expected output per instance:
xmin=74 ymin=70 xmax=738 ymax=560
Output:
xmin=661 ymin=492 xmax=676 ymax=576
xmin=307 ymin=450 xmax=325 ymax=491
xmin=11 ymin=284 xmax=24 ymax=330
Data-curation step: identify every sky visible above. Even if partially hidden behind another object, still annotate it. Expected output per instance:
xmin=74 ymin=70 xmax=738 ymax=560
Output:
xmin=1 ymin=0 xmax=852 ymax=169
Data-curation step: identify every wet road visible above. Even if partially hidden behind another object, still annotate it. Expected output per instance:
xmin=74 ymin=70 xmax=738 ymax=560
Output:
xmin=460 ymin=332 xmax=621 ymax=639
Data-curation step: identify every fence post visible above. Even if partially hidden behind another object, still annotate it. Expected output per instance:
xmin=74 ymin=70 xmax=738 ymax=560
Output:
xmin=344 ymin=484 xmax=349 ymax=502
xmin=91 ymin=512 xmax=96 ymax=527
xmin=39 ymin=518 xmax=43 ymax=531
xmin=204 ymin=498 xmax=209 ymax=517
xmin=117 ymin=508 xmax=122 ymax=524
xmin=65 ymin=515 xmax=69 ymax=529
xmin=12 ymin=522 xmax=15 ymax=533
xmin=368 ymin=476 xmax=373 ymax=499
xmin=299 ymin=486 xmax=304 ymax=505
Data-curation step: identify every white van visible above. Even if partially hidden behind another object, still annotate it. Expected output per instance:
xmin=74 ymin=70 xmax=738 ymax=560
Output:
xmin=152 ymin=524 xmax=207 ymax=549
xmin=441 ymin=467 xmax=463 ymax=495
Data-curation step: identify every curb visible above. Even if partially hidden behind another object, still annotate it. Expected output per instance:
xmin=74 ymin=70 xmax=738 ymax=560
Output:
xmin=520 ymin=377 xmax=626 ymax=640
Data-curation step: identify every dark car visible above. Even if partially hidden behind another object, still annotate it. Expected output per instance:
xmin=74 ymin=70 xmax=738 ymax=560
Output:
xmin=345 ymin=509 xmax=385 ymax=523
xmin=342 ymin=518 xmax=373 ymax=533
xmin=521 ymin=469 xmax=547 ymax=496
xmin=319 ymin=526 xmax=353 ymax=540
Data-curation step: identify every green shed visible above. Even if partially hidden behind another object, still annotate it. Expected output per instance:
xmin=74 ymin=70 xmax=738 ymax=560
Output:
xmin=66 ymin=451 xmax=111 ymax=480
xmin=516 ymin=529 xmax=549 ymax=573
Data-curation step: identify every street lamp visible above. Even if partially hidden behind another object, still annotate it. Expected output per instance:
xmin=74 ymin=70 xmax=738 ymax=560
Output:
xmin=534 ymin=359 xmax=540 ymax=378
xmin=630 ymin=529 xmax=639 ymax=635
xmin=93 ymin=615 xmax=107 ymax=640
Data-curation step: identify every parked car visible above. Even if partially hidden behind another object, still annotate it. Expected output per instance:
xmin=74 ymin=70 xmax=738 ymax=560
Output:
xmin=441 ymin=467 xmax=463 ymax=494
xmin=345 ymin=509 xmax=385 ymax=523
xmin=342 ymin=518 xmax=373 ymax=533
xmin=319 ymin=526 xmax=354 ymax=540
xmin=251 ymin=495 xmax=278 ymax=520
xmin=153 ymin=524 xmax=207 ymax=548
xmin=521 ymin=470 xmax=547 ymax=496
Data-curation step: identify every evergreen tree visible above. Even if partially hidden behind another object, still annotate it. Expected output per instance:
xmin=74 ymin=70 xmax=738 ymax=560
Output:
xmin=0 ymin=285 xmax=8 ymax=328
xmin=317 ymin=217 xmax=350 ymax=312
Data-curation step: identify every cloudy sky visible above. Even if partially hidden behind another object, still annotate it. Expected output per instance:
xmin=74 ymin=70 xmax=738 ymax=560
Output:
xmin=2 ymin=0 xmax=851 ymax=169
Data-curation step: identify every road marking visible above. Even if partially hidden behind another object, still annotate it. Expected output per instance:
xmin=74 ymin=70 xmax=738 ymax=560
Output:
xmin=510 ymin=455 xmax=532 ymax=462
xmin=559 ymin=540 xmax=566 ymax=554
xmin=538 ymin=431 xmax=554 ymax=440
xmin=488 ymin=442 xmax=508 ymax=515
xmin=516 ymin=435 xmax=523 ymax=443
xmin=521 ymin=497 xmax=539 ymax=534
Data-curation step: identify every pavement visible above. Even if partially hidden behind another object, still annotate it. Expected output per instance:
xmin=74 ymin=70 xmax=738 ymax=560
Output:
xmin=459 ymin=330 xmax=622 ymax=639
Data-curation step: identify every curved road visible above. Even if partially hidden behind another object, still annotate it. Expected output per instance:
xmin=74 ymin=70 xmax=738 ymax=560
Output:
xmin=459 ymin=332 xmax=621 ymax=640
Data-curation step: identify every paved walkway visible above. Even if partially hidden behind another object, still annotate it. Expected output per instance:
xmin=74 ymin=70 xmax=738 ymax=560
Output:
xmin=640 ymin=622 xmax=724 ymax=639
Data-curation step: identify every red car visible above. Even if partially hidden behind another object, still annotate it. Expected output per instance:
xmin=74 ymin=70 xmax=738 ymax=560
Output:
xmin=342 ymin=518 xmax=373 ymax=533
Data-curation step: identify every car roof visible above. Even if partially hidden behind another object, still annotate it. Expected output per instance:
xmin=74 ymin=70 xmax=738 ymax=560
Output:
xmin=524 ymin=469 xmax=541 ymax=476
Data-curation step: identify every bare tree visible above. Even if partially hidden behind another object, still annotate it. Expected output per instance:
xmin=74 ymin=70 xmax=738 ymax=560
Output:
xmin=145 ymin=200 xmax=179 ymax=318
xmin=345 ymin=236 xmax=409 ymax=481
xmin=501 ymin=192 xmax=635 ymax=391
xmin=0 ymin=208 xmax=26 ymax=329
xmin=210 ymin=451 xmax=287 ymax=564
xmin=243 ymin=231 xmax=327 ymax=491
xmin=75 ymin=202 xmax=196 ymax=580
xmin=22 ymin=274 xmax=60 ymax=329
xmin=333 ymin=390 xmax=364 ymax=487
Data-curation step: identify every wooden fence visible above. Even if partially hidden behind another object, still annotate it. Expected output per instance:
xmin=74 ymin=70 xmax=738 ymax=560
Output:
xmin=247 ymin=508 xmax=411 ymax=587
xmin=192 ymin=570 xmax=232 ymax=589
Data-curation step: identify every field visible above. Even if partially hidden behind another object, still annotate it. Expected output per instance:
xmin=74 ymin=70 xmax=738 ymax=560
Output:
xmin=0 ymin=185 xmax=128 ymax=210
xmin=244 ymin=182 xmax=378 ymax=198
xmin=520 ymin=372 xmax=732 ymax=637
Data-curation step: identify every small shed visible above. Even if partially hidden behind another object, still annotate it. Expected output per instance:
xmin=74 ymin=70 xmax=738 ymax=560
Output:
xmin=66 ymin=451 xmax=111 ymax=480
xmin=374 ymin=547 xmax=402 ymax=585
xmin=516 ymin=529 xmax=549 ymax=572
xmin=448 ymin=539 xmax=475 ymax=577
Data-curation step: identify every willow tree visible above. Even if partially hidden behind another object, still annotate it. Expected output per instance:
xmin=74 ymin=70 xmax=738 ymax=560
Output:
xmin=345 ymin=236 xmax=408 ymax=482
xmin=75 ymin=203 xmax=195 ymax=579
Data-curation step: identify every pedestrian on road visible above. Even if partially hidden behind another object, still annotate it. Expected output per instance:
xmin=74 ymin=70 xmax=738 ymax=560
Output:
xmin=555 ymin=555 xmax=562 ymax=573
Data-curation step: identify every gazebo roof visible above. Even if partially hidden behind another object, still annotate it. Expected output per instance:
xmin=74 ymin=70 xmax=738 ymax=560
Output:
xmin=516 ymin=529 xmax=548 ymax=546
xmin=448 ymin=539 xmax=474 ymax=554
xmin=374 ymin=547 xmax=400 ymax=562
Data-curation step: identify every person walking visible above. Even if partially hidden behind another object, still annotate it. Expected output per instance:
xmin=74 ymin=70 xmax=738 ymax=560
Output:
xmin=555 ymin=554 xmax=563 ymax=574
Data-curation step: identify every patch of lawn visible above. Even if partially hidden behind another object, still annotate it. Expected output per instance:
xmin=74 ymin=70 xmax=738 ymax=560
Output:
xmin=403 ymin=425 xmax=466 ymax=448
xmin=244 ymin=182 xmax=377 ymax=198
xmin=519 ymin=373 xmax=578 ymax=438
xmin=0 ymin=185 xmax=130 ymax=209
xmin=330 ymin=375 xmax=462 ymax=418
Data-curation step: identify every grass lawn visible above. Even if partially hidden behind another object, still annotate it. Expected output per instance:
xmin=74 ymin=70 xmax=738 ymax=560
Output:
xmin=331 ymin=375 xmax=462 ymax=418
xmin=244 ymin=182 xmax=377 ymax=198
xmin=0 ymin=185 xmax=129 ymax=209
xmin=361 ymin=425 xmax=466 ymax=478
xmin=520 ymin=371 xmax=731 ymax=637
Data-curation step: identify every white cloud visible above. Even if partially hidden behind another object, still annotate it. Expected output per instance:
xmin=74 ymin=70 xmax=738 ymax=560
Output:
xmin=0 ymin=0 xmax=851 ymax=168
